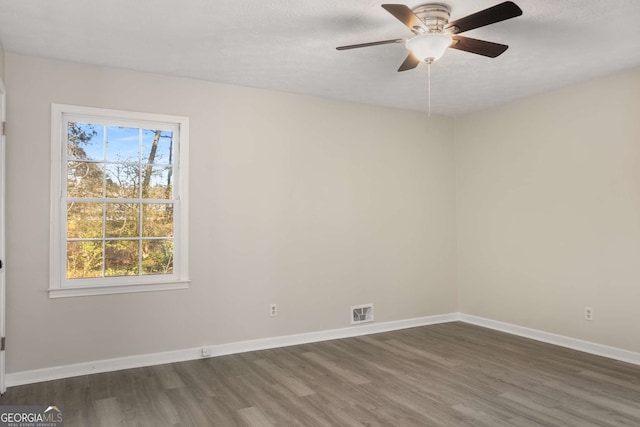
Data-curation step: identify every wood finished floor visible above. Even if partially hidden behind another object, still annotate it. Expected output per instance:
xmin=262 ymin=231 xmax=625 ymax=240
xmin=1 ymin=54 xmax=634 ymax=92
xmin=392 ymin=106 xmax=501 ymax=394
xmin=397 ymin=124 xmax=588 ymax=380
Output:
xmin=2 ymin=322 xmax=640 ymax=426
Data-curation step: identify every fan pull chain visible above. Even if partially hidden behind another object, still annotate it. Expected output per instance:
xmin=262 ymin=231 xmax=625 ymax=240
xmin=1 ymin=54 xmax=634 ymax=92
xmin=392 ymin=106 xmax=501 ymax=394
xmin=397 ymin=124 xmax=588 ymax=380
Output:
xmin=427 ymin=60 xmax=432 ymax=117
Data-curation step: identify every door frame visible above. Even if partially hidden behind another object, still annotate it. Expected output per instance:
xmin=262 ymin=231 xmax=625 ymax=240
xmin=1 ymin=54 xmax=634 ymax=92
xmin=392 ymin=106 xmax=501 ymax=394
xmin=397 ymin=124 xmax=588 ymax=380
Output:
xmin=0 ymin=76 xmax=6 ymax=394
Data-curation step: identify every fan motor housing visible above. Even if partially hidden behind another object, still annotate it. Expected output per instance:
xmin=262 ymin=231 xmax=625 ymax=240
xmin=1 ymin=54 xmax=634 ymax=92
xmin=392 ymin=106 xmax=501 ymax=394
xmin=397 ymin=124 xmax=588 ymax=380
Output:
xmin=412 ymin=3 xmax=451 ymax=33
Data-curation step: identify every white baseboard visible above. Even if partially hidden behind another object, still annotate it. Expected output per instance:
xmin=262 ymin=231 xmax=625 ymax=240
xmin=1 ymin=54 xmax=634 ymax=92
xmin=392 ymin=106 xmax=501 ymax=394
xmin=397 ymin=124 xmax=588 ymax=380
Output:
xmin=5 ymin=312 xmax=458 ymax=387
xmin=7 ymin=312 xmax=640 ymax=388
xmin=459 ymin=313 xmax=640 ymax=366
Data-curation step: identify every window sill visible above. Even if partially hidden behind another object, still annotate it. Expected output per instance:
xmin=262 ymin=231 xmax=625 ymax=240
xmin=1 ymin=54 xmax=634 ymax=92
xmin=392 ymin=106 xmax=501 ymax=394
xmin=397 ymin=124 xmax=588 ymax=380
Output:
xmin=48 ymin=279 xmax=190 ymax=298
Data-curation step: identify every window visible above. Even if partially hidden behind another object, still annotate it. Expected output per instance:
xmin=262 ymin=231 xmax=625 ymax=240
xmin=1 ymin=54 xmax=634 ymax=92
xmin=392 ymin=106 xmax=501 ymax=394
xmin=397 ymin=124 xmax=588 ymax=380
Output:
xmin=50 ymin=104 xmax=189 ymax=297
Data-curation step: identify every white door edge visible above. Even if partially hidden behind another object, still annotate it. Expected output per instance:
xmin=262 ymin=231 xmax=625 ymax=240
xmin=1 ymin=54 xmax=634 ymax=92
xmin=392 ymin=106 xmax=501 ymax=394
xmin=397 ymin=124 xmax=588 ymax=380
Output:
xmin=0 ymin=76 xmax=6 ymax=394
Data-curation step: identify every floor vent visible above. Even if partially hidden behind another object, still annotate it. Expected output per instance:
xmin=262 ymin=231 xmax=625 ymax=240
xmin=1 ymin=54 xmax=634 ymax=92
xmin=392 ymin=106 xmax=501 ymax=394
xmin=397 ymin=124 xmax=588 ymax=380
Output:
xmin=351 ymin=303 xmax=374 ymax=324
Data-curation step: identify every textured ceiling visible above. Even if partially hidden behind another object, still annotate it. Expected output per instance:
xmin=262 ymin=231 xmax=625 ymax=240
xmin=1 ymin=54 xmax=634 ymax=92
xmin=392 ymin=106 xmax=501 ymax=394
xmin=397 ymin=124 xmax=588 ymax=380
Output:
xmin=1 ymin=0 xmax=639 ymax=116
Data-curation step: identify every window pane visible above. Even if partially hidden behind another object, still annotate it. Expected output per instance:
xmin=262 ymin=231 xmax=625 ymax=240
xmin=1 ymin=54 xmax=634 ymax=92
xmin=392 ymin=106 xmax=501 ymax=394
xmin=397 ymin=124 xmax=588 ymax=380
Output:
xmin=68 ymin=161 xmax=104 ymax=198
xmin=106 ymin=203 xmax=139 ymax=238
xmin=106 ymin=126 xmax=140 ymax=163
xmin=67 ymin=202 xmax=103 ymax=238
xmin=142 ymin=240 xmax=174 ymax=275
xmin=142 ymin=129 xmax=173 ymax=164
xmin=105 ymin=240 xmax=139 ymax=276
xmin=68 ymin=122 xmax=104 ymax=161
xmin=67 ymin=241 xmax=103 ymax=279
xmin=105 ymin=163 xmax=140 ymax=199
xmin=141 ymin=166 xmax=172 ymax=199
xmin=143 ymin=204 xmax=173 ymax=237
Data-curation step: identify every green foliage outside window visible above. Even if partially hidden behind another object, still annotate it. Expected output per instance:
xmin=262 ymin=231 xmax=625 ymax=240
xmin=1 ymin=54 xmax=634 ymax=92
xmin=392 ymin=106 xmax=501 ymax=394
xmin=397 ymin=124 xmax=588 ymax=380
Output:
xmin=66 ymin=122 xmax=175 ymax=279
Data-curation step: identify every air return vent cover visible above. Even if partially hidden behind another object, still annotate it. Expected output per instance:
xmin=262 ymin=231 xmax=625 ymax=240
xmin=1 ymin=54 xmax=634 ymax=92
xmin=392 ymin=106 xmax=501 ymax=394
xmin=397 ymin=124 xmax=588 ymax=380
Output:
xmin=351 ymin=303 xmax=374 ymax=324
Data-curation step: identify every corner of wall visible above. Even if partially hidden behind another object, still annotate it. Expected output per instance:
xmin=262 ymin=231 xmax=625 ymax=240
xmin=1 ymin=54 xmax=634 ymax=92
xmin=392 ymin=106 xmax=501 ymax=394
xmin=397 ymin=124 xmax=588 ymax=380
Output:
xmin=451 ymin=116 xmax=462 ymax=314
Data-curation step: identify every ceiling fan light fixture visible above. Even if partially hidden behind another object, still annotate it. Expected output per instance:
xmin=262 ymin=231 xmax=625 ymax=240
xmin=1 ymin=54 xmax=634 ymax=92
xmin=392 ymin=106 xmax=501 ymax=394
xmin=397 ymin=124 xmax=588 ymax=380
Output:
xmin=406 ymin=33 xmax=452 ymax=62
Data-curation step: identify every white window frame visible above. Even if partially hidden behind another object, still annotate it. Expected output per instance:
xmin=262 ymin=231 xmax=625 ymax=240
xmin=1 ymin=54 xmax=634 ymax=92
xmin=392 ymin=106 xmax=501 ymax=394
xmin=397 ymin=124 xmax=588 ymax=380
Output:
xmin=49 ymin=104 xmax=189 ymax=298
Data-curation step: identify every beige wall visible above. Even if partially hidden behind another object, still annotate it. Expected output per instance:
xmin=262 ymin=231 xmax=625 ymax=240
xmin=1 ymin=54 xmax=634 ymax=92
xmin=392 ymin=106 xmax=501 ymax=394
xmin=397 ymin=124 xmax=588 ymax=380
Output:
xmin=0 ymin=40 xmax=4 ymax=82
xmin=456 ymin=68 xmax=640 ymax=353
xmin=5 ymin=53 xmax=457 ymax=373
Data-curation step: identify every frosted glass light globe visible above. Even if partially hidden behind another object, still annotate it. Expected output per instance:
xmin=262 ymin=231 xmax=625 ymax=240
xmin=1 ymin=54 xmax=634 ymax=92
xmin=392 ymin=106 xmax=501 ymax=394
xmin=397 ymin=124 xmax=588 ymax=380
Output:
xmin=406 ymin=33 xmax=452 ymax=62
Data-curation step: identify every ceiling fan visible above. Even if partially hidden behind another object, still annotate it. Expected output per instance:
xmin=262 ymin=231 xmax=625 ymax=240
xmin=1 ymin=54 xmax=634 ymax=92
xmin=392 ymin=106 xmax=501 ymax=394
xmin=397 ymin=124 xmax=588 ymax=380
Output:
xmin=336 ymin=1 xmax=523 ymax=71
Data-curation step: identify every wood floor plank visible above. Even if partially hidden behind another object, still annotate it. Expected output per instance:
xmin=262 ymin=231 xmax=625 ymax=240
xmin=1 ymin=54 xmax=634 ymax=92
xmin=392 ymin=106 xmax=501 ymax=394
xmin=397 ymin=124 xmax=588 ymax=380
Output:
xmin=199 ymin=395 xmax=243 ymax=426
xmin=302 ymin=392 xmax=365 ymax=427
xmin=95 ymin=397 xmax=125 ymax=427
xmin=529 ymin=383 xmax=640 ymax=427
xmin=253 ymin=358 xmax=315 ymax=397
xmin=507 ymin=416 xmax=546 ymax=426
xmin=498 ymin=391 xmax=604 ymax=427
xmin=301 ymin=351 xmax=371 ymax=385
xmin=237 ymin=406 xmax=274 ymax=427
xmin=579 ymin=369 xmax=640 ymax=391
xmin=541 ymin=380 xmax=640 ymax=422
xmin=2 ymin=322 xmax=640 ymax=426
xmin=164 ymin=386 xmax=212 ymax=427
xmin=148 ymin=364 xmax=185 ymax=390
xmin=451 ymin=403 xmax=514 ymax=427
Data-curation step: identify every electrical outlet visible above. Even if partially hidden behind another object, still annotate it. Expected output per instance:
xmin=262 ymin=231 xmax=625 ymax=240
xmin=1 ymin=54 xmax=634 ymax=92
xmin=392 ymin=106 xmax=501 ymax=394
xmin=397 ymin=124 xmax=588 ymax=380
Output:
xmin=270 ymin=304 xmax=278 ymax=317
xmin=201 ymin=347 xmax=212 ymax=357
xmin=585 ymin=306 xmax=593 ymax=321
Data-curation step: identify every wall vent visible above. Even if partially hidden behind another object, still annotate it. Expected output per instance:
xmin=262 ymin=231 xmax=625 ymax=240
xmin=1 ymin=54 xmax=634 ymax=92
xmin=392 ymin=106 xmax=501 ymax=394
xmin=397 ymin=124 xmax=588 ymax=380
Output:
xmin=351 ymin=303 xmax=374 ymax=324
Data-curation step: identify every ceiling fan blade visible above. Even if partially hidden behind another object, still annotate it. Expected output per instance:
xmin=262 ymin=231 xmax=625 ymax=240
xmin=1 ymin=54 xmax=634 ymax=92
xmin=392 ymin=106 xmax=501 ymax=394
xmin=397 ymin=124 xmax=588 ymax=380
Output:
xmin=398 ymin=52 xmax=420 ymax=72
xmin=450 ymin=36 xmax=509 ymax=58
xmin=381 ymin=4 xmax=426 ymax=33
xmin=445 ymin=1 xmax=523 ymax=34
xmin=336 ymin=39 xmax=406 ymax=51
